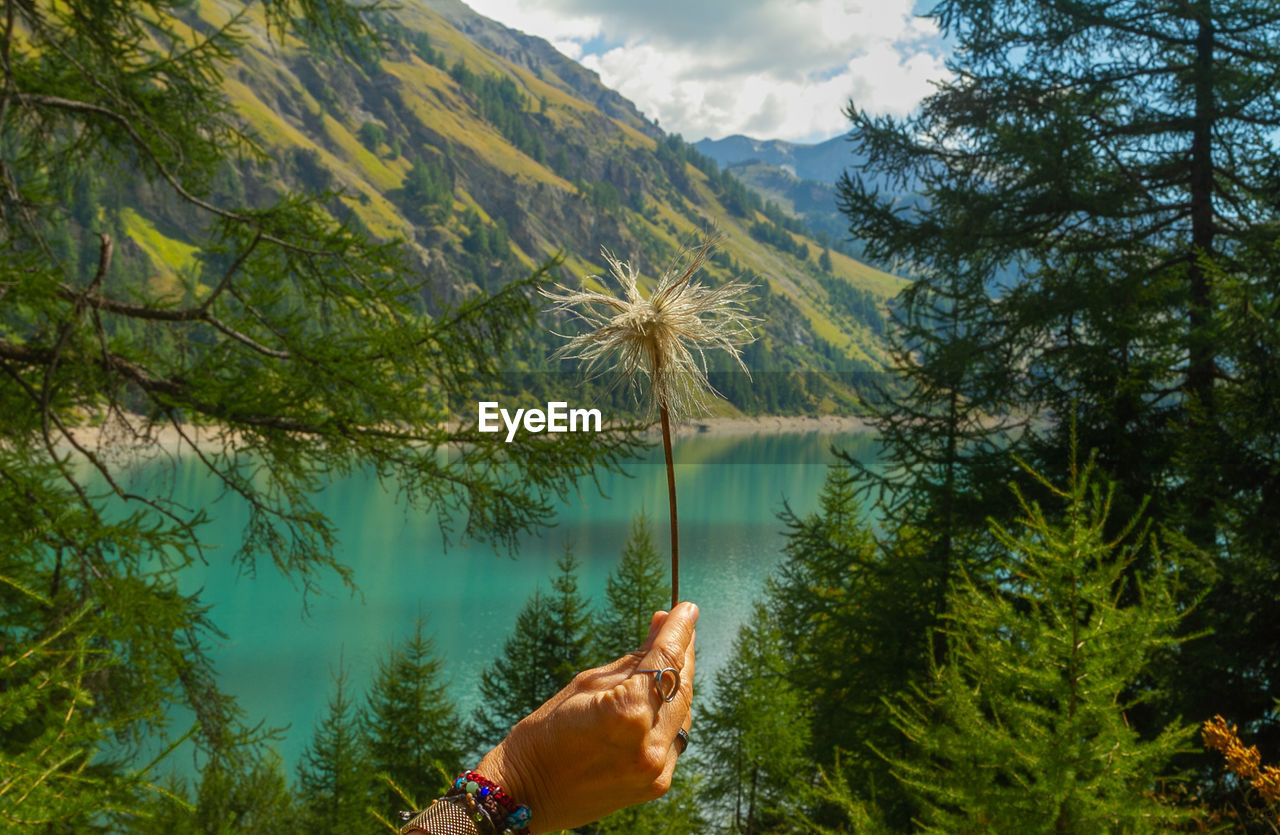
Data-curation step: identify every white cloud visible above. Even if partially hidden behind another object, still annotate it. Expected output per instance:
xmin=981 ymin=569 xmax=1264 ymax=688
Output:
xmin=550 ymin=38 xmax=583 ymax=60
xmin=463 ymin=0 xmax=603 ymax=46
xmin=460 ymin=0 xmax=949 ymax=143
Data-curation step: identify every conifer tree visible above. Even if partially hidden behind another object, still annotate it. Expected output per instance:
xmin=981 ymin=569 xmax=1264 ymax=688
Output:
xmin=594 ymin=514 xmax=670 ymax=662
xmin=297 ymin=662 xmax=374 ymax=834
xmin=589 ymin=518 xmax=703 ymax=834
xmin=837 ymin=0 xmax=1280 ymax=767
xmin=547 ymin=547 xmax=593 ymax=685
xmin=836 ymin=264 xmax=1020 ymax=578
xmin=470 ymin=589 xmax=559 ymax=752
xmin=1 ymin=598 xmax=157 ymax=826
xmin=195 ymin=754 xmax=298 ymax=835
xmin=593 ymin=772 xmax=708 ymax=835
xmin=134 ymin=753 xmax=298 ymax=835
xmin=365 ymin=618 xmax=463 ymax=815
xmin=0 ymin=0 xmax=644 ymax=824
xmin=887 ymin=461 xmax=1193 ymax=833
xmin=470 ymin=548 xmax=591 ymax=751
xmin=701 ymin=602 xmax=811 ymax=834
xmin=767 ymin=471 xmax=932 ymax=828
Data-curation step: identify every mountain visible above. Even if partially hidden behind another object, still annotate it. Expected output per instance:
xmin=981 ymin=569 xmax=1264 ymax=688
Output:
xmin=92 ymin=0 xmax=904 ymax=415
xmin=420 ymin=0 xmax=661 ymax=136
xmin=693 ymin=134 xmax=858 ymax=185
xmin=692 ymin=135 xmax=873 ymax=264
xmin=694 ymin=134 xmax=924 ymax=273
xmin=709 ymin=160 xmax=857 ymax=259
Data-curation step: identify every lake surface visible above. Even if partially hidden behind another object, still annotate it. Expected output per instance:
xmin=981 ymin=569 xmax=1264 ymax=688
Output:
xmin=137 ymin=430 xmax=879 ymax=771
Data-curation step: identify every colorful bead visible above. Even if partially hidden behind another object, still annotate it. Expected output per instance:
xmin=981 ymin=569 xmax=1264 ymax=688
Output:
xmin=448 ymin=769 xmax=531 ymax=835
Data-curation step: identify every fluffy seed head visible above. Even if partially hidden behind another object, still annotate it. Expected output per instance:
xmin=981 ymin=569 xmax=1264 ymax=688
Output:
xmin=541 ymin=234 xmax=758 ymax=419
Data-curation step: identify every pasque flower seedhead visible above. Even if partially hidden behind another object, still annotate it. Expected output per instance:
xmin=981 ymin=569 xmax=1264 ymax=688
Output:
xmin=541 ymin=231 xmax=758 ymax=607
xmin=541 ymin=233 xmax=757 ymax=419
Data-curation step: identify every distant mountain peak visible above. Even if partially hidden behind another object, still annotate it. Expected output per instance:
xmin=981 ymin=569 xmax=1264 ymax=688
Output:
xmin=694 ymin=134 xmax=856 ymax=186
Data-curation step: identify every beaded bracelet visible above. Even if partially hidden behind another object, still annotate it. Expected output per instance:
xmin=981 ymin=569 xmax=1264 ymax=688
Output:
xmin=447 ymin=770 xmax=532 ymax=835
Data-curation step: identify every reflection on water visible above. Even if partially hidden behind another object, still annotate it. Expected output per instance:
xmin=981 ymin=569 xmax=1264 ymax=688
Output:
xmin=129 ymin=430 xmax=878 ymax=770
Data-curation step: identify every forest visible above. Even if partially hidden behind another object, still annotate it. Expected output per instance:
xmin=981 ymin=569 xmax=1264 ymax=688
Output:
xmin=2 ymin=0 xmax=1279 ymax=832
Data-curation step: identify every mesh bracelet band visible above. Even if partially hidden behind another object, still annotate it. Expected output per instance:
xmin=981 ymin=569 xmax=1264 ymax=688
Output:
xmin=398 ymin=795 xmax=493 ymax=835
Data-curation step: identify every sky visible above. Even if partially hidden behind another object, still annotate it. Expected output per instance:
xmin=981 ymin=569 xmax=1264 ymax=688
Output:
xmin=460 ymin=0 xmax=951 ymax=145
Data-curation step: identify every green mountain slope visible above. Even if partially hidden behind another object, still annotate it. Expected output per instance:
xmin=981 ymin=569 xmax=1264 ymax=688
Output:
xmin=111 ymin=0 xmax=904 ymax=415
xmin=718 ymin=160 xmax=854 ymax=257
xmin=694 ymin=137 xmax=922 ymax=272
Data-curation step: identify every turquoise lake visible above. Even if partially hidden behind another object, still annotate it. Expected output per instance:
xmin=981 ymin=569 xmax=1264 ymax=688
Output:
xmin=136 ymin=430 xmax=879 ymax=770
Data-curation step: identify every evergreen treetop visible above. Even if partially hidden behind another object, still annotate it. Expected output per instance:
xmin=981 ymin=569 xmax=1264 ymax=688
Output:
xmin=888 ymin=460 xmax=1194 ymax=833
xmin=297 ymin=661 xmax=374 ymax=835
xmin=594 ymin=514 xmax=670 ymax=662
xmin=469 ymin=548 xmax=591 ymax=753
xmin=365 ymin=618 xmax=463 ymax=815
xmin=701 ymin=600 xmax=812 ymax=835
xmin=768 ymin=471 xmax=935 ymax=828
xmin=547 ymin=547 xmax=593 ymax=685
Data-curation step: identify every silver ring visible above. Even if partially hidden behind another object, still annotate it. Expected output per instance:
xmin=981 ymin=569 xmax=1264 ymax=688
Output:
xmin=636 ymin=666 xmax=680 ymax=702
xmin=675 ymin=727 xmax=690 ymax=753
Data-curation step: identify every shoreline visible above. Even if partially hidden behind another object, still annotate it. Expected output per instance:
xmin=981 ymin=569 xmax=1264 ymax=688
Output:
xmin=657 ymin=414 xmax=874 ymax=438
xmin=56 ymin=419 xmax=238 ymax=462
xmin=57 ymin=412 xmax=877 ymax=455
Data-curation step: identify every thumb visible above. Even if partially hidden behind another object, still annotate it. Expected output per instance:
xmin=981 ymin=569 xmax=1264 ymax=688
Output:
xmin=639 ymin=601 xmax=698 ymax=672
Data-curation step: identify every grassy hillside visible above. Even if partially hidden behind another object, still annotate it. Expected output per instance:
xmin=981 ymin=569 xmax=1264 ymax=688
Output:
xmin=99 ymin=0 xmax=904 ymax=416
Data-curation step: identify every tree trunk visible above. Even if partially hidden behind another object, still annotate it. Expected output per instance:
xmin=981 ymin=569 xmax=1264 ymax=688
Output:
xmin=1185 ymin=0 xmax=1218 ymax=551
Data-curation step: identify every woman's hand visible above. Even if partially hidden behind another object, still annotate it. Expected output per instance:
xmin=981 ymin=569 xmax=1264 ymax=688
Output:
xmin=476 ymin=600 xmax=698 ymax=834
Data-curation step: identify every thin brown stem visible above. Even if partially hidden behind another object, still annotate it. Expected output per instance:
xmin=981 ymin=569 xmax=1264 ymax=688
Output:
xmin=660 ymin=401 xmax=679 ymax=607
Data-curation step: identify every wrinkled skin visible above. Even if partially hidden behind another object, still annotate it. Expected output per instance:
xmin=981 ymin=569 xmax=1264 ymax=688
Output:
xmin=477 ymin=601 xmax=699 ymax=834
